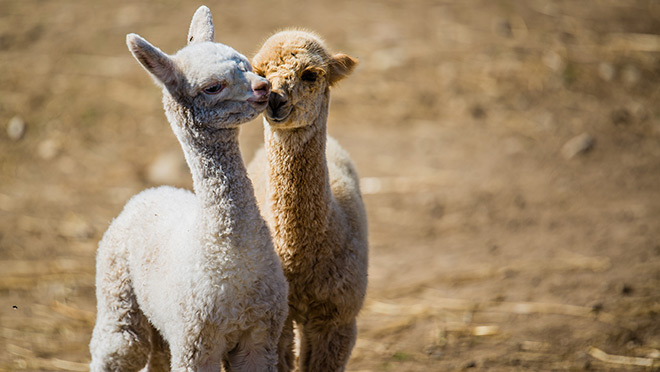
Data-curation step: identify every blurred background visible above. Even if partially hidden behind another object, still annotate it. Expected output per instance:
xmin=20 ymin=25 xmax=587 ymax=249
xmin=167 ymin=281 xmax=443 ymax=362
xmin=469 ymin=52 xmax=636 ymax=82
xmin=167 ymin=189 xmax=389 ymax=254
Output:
xmin=1 ymin=0 xmax=659 ymax=371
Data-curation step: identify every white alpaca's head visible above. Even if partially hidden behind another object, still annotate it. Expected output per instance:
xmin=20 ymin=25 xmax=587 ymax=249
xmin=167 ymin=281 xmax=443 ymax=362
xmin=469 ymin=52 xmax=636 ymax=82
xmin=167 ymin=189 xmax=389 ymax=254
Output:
xmin=127 ymin=6 xmax=270 ymax=129
xmin=252 ymin=30 xmax=358 ymax=129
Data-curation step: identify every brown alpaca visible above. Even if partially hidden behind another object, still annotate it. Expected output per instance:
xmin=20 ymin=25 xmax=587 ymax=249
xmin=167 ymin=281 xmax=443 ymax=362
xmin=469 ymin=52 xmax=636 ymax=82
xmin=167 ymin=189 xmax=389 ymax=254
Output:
xmin=247 ymin=30 xmax=368 ymax=372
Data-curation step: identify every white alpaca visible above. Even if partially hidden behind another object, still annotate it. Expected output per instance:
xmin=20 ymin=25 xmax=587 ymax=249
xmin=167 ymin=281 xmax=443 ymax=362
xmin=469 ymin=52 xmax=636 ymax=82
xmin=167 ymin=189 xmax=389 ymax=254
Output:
xmin=247 ymin=30 xmax=368 ymax=372
xmin=89 ymin=7 xmax=288 ymax=372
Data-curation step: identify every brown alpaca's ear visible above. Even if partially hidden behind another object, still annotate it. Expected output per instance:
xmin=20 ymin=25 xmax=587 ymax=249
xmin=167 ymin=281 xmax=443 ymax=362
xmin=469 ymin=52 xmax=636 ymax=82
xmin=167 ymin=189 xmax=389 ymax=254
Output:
xmin=328 ymin=53 xmax=358 ymax=86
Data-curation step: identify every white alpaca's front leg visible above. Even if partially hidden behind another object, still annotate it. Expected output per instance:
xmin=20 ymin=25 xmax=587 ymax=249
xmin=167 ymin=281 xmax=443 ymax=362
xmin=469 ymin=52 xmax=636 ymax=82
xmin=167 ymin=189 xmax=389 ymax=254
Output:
xmin=90 ymin=230 xmax=152 ymax=372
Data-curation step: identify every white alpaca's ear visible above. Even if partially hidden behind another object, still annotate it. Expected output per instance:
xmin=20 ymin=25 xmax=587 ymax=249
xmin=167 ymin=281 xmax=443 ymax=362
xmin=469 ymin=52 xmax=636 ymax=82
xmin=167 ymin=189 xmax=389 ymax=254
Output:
xmin=328 ymin=53 xmax=358 ymax=86
xmin=187 ymin=5 xmax=214 ymax=45
xmin=127 ymin=33 xmax=179 ymax=89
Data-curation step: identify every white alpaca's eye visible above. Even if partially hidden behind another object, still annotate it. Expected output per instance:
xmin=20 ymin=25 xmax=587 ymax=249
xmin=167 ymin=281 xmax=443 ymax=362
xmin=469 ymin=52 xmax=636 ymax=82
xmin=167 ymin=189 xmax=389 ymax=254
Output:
xmin=203 ymin=83 xmax=224 ymax=95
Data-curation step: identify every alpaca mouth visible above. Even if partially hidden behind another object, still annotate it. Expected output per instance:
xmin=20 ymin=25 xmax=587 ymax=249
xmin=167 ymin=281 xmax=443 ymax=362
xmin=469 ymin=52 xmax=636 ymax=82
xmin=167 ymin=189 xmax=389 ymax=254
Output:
xmin=248 ymin=96 xmax=269 ymax=109
xmin=266 ymin=105 xmax=293 ymax=123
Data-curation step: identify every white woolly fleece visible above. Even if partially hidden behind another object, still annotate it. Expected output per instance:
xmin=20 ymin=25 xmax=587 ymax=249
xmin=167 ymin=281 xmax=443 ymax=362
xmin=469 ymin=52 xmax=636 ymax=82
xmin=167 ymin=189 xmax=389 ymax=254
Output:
xmin=89 ymin=6 xmax=287 ymax=372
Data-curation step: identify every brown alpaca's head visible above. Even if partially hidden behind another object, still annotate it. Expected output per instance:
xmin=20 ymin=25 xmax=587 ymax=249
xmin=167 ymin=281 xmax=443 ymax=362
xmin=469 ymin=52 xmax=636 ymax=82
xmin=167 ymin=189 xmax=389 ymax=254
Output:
xmin=253 ymin=30 xmax=358 ymax=129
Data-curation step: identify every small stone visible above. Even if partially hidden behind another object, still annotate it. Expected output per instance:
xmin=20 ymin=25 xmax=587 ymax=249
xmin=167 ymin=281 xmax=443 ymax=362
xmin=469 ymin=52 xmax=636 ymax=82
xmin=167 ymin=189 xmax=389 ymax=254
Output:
xmin=561 ymin=133 xmax=595 ymax=159
xmin=7 ymin=116 xmax=26 ymax=141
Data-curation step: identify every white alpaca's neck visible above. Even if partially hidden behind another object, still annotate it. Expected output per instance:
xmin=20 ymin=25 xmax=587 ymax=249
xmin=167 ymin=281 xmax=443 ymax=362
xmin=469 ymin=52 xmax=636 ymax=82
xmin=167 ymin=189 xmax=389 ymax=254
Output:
xmin=264 ymin=98 xmax=332 ymax=251
xmin=166 ymin=97 xmax=262 ymax=252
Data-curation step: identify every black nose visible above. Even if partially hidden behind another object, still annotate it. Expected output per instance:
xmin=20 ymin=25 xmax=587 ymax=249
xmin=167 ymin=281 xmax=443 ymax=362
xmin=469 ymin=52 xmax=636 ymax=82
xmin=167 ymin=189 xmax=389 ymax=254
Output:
xmin=269 ymin=91 xmax=288 ymax=112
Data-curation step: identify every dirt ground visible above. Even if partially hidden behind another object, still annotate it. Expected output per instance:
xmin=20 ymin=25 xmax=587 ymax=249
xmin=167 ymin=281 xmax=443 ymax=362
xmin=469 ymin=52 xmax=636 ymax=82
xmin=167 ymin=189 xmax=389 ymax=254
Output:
xmin=1 ymin=0 xmax=659 ymax=371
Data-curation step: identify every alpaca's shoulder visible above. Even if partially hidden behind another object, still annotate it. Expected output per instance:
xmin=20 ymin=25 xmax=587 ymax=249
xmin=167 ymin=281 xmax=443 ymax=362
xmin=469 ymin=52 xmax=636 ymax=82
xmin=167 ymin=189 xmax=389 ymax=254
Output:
xmin=131 ymin=185 xmax=195 ymax=202
xmin=326 ymin=136 xmax=367 ymax=237
xmin=103 ymin=186 xmax=197 ymax=238
xmin=327 ymin=136 xmax=360 ymax=195
xmin=121 ymin=186 xmax=196 ymax=216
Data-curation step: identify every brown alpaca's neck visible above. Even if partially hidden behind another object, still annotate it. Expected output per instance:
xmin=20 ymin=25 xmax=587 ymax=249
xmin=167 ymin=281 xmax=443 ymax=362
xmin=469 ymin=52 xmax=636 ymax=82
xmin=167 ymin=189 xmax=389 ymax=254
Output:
xmin=264 ymin=105 xmax=332 ymax=254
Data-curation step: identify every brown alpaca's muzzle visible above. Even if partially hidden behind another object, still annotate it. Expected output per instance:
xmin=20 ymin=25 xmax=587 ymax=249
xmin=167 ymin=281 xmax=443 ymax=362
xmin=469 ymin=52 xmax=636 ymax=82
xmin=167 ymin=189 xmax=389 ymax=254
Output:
xmin=266 ymin=91 xmax=293 ymax=123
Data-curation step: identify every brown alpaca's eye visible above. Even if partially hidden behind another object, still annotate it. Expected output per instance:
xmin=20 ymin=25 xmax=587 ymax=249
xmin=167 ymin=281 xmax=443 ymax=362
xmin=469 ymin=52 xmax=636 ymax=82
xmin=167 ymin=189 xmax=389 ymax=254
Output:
xmin=301 ymin=70 xmax=318 ymax=82
xmin=203 ymin=83 xmax=224 ymax=94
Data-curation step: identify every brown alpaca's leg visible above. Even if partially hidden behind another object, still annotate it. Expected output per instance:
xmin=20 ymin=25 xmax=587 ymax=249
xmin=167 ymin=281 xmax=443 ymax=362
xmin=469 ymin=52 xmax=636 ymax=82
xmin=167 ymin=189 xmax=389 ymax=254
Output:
xmin=277 ymin=314 xmax=296 ymax=372
xmin=298 ymin=319 xmax=357 ymax=372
